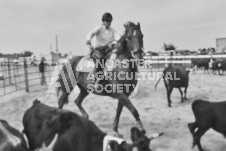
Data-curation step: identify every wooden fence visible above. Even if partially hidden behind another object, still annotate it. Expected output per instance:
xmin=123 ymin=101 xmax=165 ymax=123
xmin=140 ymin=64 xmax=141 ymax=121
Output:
xmin=1 ymin=54 xmax=226 ymax=96
xmin=0 ymin=59 xmax=55 ymax=96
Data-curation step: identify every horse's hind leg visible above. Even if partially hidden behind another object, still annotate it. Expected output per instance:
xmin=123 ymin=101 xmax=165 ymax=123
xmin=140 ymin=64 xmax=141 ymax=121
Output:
xmin=113 ymin=101 xmax=123 ymax=133
xmin=74 ymin=87 xmax=89 ymax=119
xmin=117 ymin=93 xmax=146 ymax=134
xmin=58 ymin=89 xmax=69 ymax=109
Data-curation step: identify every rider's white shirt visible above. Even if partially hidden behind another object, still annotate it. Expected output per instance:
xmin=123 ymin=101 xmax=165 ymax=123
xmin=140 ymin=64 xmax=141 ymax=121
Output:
xmin=86 ymin=24 xmax=121 ymax=49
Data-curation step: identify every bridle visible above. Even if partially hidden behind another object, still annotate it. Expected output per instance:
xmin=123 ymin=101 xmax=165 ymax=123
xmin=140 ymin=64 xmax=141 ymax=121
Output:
xmin=125 ymin=26 xmax=144 ymax=57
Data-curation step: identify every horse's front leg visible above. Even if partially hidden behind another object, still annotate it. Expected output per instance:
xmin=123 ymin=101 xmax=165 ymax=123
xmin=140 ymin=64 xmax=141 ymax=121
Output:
xmin=117 ymin=93 xmax=146 ymax=134
xmin=113 ymin=101 xmax=123 ymax=133
xmin=74 ymin=88 xmax=89 ymax=119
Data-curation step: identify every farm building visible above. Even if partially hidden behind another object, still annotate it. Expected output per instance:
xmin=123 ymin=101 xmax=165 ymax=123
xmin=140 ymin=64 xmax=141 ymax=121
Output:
xmin=216 ymin=37 xmax=226 ymax=53
xmin=30 ymin=51 xmax=60 ymax=65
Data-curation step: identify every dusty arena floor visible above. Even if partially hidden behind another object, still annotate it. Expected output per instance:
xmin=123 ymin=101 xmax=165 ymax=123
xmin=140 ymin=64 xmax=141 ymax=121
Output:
xmin=1 ymin=71 xmax=226 ymax=151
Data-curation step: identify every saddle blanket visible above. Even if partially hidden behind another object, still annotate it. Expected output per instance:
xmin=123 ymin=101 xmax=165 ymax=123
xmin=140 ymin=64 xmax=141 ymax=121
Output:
xmin=76 ymin=53 xmax=117 ymax=73
xmin=76 ymin=56 xmax=95 ymax=72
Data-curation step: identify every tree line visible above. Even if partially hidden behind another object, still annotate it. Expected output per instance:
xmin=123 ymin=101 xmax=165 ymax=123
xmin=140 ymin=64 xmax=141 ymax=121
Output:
xmin=0 ymin=51 xmax=33 ymax=59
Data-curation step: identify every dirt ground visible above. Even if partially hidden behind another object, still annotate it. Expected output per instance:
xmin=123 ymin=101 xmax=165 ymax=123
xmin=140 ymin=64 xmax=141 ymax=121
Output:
xmin=1 ymin=70 xmax=226 ymax=151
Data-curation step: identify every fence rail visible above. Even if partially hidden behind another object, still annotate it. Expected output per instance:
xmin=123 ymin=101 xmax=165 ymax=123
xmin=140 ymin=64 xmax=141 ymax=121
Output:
xmin=142 ymin=54 xmax=226 ymax=71
xmin=1 ymin=54 xmax=226 ymax=96
xmin=0 ymin=59 xmax=55 ymax=97
xmin=144 ymin=54 xmax=226 ymax=59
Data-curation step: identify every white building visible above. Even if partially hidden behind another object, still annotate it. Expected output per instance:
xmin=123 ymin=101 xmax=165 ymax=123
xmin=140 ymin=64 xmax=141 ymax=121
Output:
xmin=216 ymin=38 xmax=226 ymax=53
xmin=31 ymin=52 xmax=60 ymax=65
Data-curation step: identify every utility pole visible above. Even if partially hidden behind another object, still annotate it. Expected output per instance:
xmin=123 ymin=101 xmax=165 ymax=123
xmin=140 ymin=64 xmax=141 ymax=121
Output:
xmin=56 ymin=35 xmax=58 ymax=53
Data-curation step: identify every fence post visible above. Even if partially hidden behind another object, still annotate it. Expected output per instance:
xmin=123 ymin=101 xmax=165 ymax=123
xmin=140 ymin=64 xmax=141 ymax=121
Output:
xmin=157 ymin=56 xmax=159 ymax=71
xmin=165 ymin=56 xmax=168 ymax=68
xmin=1 ymin=63 xmax=6 ymax=95
xmin=24 ymin=59 xmax=29 ymax=92
xmin=13 ymin=64 xmax=18 ymax=90
xmin=7 ymin=58 xmax=12 ymax=85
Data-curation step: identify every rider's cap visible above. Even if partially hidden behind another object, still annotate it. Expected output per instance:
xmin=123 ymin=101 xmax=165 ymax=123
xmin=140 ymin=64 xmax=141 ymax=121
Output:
xmin=102 ymin=12 xmax=113 ymax=21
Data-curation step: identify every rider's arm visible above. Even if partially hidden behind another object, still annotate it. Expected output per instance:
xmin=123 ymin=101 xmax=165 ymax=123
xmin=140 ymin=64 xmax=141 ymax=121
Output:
xmin=86 ymin=26 xmax=100 ymax=55
xmin=86 ymin=26 xmax=100 ymax=47
xmin=112 ymin=28 xmax=121 ymax=43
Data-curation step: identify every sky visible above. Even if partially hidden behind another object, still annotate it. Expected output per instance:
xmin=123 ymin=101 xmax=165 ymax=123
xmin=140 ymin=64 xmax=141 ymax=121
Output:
xmin=0 ymin=0 xmax=226 ymax=55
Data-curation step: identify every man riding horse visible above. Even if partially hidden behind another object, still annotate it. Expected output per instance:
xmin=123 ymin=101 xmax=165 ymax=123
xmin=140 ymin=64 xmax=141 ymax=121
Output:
xmin=56 ymin=13 xmax=145 ymax=134
xmin=86 ymin=12 xmax=121 ymax=88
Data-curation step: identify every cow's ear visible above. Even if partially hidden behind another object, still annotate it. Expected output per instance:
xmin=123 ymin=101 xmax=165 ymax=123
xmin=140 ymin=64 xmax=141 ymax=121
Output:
xmin=33 ymin=99 xmax=40 ymax=105
xmin=131 ymin=127 xmax=143 ymax=142
xmin=137 ymin=22 xmax=140 ymax=29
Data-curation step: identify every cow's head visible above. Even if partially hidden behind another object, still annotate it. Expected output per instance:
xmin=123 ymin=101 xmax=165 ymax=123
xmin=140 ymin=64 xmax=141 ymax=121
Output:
xmin=109 ymin=127 xmax=163 ymax=151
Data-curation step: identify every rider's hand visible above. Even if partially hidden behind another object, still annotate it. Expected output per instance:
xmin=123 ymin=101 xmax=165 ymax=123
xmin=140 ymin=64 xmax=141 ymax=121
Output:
xmin=86 ymin=40 xmax=91 ymax=46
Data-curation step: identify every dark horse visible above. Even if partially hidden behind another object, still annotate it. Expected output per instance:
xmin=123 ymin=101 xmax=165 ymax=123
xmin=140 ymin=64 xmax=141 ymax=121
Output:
xmin=56 ymin=22 xmax=145 ymax=133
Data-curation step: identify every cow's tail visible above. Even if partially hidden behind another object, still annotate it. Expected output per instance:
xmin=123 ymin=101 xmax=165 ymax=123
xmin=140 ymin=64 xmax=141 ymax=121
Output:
xmin=155 ymin=73 xmax=163 ymax=91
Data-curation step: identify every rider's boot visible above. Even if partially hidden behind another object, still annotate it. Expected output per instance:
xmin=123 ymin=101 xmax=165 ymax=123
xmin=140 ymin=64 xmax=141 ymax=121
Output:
xmin=93 ymin=66 xmax=104 ymax=89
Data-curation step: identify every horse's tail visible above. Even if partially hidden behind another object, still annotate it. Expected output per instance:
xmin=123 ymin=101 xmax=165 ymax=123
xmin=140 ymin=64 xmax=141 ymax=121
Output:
xmin=55 ymin=63 xmax=72 ymax=104
xmin=155 ymin=73 xmax=163 ymax=91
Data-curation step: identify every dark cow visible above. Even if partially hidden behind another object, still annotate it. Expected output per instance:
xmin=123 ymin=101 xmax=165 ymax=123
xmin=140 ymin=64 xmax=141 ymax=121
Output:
xmin=188 ymin=100 xmax=226 ymax=151
xmin=155 ymin=65 xmax=190 ymax=107
xmin=211 ymin=59 xmax=220 ymax=75
xmin=23 ymin=100 xmax=163 ymax=151
xmin=214 ymin=59 xmax=226 ymax=75
xmin=210 ymin=59 xmax=226 ymax=75
xmin=191 ymin=58 xmax=210 ymax=74
xmin=0 ymin=119 xmax=57 ymax=151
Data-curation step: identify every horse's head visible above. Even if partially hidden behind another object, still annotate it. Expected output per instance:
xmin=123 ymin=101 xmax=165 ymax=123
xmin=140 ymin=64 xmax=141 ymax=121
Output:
xmin=123 ymin=22 xmax=144 ymax=59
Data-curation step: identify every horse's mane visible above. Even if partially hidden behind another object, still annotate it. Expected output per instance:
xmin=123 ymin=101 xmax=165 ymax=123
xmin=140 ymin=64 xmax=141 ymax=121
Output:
xmin=114 ymin=35 xmax=126 ymax=55
xmin=114 ymin=22 xmax=137 ymax=55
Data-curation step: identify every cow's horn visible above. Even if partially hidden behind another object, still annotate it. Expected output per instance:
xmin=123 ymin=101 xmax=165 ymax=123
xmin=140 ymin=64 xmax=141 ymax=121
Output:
xmin=148 ymin=132 xmax=164 ymax=140
xmin=47 ymin=134 xmax=59 ymax=149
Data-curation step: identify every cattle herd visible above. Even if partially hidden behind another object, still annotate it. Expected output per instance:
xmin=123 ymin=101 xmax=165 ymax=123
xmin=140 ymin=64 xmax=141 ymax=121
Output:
xmin=191 ymin=58 xmax=226 ymax=75
xmin=1 ymin=58 xmax=226 ymax=151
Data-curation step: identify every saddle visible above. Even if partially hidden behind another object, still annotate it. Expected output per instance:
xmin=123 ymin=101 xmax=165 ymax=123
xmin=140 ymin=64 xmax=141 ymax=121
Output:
xmin=75 ymin=55 xmax=95 ymax=73
xmin=76 ymin=51 xmax=117 ymax=73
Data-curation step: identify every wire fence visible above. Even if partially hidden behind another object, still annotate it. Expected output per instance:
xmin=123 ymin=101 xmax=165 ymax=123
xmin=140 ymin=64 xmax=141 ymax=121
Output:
xmin=0 ymin=59 xmax=55 ymax=96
